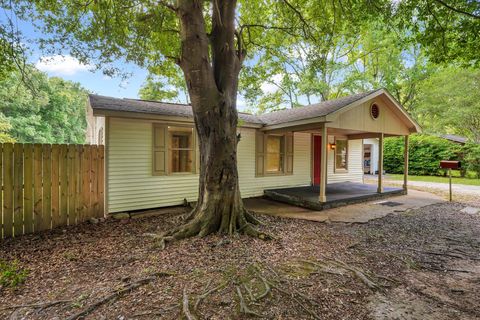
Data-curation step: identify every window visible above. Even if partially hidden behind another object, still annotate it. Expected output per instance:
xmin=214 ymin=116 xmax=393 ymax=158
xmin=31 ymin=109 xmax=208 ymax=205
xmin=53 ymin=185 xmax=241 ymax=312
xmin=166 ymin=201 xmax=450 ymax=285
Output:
xmin=335 ymin=139 xmax=348 ymax=171
xmin=169 ymin=126 xmax=194 ymax=173
xmin=255 ymin=131 xmax=293 ymax=176
xmin=370 ymin=103 xmax=380 ymax=119
xmin=153 ymin=124 xmax=196 ymax=175
xmin=266 ymin=135 xmax=285 ymax=173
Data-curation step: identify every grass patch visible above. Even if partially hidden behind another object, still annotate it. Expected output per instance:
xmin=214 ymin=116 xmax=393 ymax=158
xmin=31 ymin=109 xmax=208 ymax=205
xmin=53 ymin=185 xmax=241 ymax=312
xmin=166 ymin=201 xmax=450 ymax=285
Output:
xmin=0 ymin=259 xmax=28 ymax=288
xmin=387 ymin=174 xmax=480 ymax=186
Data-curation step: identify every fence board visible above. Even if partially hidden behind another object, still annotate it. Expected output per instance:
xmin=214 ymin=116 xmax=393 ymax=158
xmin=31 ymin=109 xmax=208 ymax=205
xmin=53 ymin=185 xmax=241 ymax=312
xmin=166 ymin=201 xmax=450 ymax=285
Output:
xmin=59 ymin=145 xmax=68 ymax=226
xmin=13 ymin=144 xmax=24 ymax=236
xmin=51 ymin=145 xmax=60 ymax=228
xmin=1 ymin=143 xmax=104 ymax=239
xmin=0 ymin=144 xmax=3 ymax=238
xmin=3 ymin=143 xmax=14 ymax=238
xmin=74 ymin=145 xmax=82 ymax=223
xmin=81 ymin=146 xmax=91 ymax=222
xmin=23 ymin=145 xmax=34 ymax=234
xmin=42 ymin=145 xmax=52 ymax=231
xmin=0 ymin=144 xmax=2 ymax=238
xmin=98 ymin=145 xmax=105 ymax=218
xmin=33 ymin=144 xmax=44 ymax=232
xmin=90 ymin=146 xmax=99 ymax=216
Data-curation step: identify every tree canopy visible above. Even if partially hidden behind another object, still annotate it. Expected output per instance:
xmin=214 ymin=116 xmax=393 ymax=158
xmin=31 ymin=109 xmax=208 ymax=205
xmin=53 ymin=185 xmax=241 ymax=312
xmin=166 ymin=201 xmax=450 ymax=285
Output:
xmin=414 ymin=67 xmax=480 ymax=143
xmin=0 ymin=66 xmax=89 ymax=143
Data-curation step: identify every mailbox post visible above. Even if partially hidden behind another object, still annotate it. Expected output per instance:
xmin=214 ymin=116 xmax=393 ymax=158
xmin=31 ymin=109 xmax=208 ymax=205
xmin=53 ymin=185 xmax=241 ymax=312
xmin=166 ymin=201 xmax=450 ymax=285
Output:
xmin=439 ymin=160 xmax=461 ymax=202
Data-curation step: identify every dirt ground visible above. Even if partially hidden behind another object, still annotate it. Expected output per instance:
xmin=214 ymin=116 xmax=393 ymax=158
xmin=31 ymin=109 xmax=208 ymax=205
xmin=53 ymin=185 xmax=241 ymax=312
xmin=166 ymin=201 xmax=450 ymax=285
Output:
xmin=1 ymin=197 xmax=479 ymax=319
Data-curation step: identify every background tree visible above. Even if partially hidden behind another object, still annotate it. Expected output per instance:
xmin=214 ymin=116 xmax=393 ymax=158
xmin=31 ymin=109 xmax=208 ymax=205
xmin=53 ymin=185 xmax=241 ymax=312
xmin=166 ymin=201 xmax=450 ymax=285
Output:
xmin=0 ymin=66 xmax=88 ymax=143
xmin=0 ymin=114 xmax=14 ymax=143
xmin=341 ymin=22 xmax=432 ymax=111
xmin=414 ymin=67 xmax=480 ymax=143
xmin=13 ymin=0 xmax=480 ymax=242
xmin=139 ymin=72 xmax=189 ymax=103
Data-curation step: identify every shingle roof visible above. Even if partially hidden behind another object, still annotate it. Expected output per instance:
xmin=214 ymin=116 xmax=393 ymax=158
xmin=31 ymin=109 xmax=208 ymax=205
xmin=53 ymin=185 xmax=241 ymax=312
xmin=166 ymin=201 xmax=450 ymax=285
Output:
xmin=89 ymin=89 xmax=382 ymax=126
xmin=258 ymin=89 xmax=381 ymax=125
xmin=441 ymin=134 xmax=468 ymax=144
xmin=88 ymin=94 xmax=264 ymax=124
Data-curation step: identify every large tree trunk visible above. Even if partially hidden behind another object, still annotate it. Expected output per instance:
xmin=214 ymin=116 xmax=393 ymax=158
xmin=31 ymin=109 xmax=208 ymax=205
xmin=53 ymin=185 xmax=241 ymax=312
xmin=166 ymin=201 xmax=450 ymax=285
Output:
xmin=164 ymin=0 xmax=264 ymax=241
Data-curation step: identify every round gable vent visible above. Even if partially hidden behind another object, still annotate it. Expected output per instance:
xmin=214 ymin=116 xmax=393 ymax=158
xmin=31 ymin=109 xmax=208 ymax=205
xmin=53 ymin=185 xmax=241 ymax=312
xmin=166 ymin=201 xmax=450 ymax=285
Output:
xmin=370 ymin=103 xmax=380 ymax=119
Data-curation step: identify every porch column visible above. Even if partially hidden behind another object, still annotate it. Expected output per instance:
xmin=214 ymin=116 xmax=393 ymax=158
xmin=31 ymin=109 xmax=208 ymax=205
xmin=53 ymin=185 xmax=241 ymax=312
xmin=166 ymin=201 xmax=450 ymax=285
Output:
xmin=403 ymin=135 xmax=409 ymax=192
xmin=377 ymin=133 xmax=384 ymax=193
xmin=319 ymin=125 xmax=328 ymax=202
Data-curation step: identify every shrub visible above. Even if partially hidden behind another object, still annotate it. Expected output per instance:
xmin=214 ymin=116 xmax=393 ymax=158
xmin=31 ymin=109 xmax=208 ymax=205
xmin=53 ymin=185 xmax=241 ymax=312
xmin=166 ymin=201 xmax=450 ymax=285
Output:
xmin=464 ymin=143 xmax=480 ymax=179
xmin=0 ymin=259 xmax=28 ymax=288
xmin=384 ymin=134 xmax=461 ymax=176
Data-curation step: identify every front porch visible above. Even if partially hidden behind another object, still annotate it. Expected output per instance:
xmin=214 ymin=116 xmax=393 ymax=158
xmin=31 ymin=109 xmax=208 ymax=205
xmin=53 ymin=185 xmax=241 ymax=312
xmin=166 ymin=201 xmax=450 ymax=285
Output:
xmin=264 ymin=181 xmax=405 ymax=211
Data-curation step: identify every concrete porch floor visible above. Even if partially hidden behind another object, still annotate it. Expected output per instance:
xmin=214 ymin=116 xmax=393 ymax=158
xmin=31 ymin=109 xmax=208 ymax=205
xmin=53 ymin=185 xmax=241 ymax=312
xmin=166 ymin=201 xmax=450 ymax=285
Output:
xmin=264 ymin=182 xmax=405 ymax=211
xmin=244 ymin=189 xmax=444 ymax=223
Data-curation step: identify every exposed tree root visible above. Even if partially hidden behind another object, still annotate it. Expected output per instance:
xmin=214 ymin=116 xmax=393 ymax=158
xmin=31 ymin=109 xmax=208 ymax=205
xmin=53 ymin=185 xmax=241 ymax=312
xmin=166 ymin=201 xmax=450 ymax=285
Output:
xmin=299 ymin=258 xmax=384 ymax=291
xmin=236 ymin=285 xmax=264 ymax=317
xmin=0 ymin=299 xmax=72 ymax=311
xmin=66 ymin=272 xmax=171 ymax=320
xmin=182 ymin=288 xmax=198 ymax=320
xmin=151 ymin=207 xmax=272 ymax=250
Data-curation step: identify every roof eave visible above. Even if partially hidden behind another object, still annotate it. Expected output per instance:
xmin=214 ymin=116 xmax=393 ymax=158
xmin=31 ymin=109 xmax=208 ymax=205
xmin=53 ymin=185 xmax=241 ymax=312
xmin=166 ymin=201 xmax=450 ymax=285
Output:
xmin=260 ymin=116 xmax=328 ymax=132
xmin=92 ymin=108 xmax=264 ymax=128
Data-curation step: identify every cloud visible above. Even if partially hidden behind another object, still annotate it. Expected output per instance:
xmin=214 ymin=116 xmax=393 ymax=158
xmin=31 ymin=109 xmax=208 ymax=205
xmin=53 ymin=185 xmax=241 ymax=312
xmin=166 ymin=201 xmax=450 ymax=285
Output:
xmin=261 ymin=74 xmax=283 ymax=94
xmin=36 ymin=55 xmax=93 ymax=76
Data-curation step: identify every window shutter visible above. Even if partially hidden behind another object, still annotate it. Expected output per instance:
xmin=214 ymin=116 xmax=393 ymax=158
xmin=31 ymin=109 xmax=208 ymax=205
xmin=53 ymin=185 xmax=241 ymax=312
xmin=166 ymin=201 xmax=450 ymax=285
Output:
xmin=285 ymin=133 xmax=294 ymax=175
xmin=255 ymin=131 xmax=265 ymax=176
xmin=153 ymin=124 xmax=167 ymax=175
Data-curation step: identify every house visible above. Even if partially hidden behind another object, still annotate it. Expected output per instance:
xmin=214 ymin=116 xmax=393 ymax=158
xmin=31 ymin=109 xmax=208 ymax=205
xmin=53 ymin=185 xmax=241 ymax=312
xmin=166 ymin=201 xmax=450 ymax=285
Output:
xmin=87 ymin=88 xmax=421 ymax=213
xmin=441 ymin=134 xmax=469 ymax=145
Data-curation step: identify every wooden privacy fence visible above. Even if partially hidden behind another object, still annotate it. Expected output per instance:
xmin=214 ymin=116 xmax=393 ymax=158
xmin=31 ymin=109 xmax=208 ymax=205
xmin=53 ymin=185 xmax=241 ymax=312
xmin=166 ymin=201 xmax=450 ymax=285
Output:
xmin=0 ymin=143 xmax=105 ymax=240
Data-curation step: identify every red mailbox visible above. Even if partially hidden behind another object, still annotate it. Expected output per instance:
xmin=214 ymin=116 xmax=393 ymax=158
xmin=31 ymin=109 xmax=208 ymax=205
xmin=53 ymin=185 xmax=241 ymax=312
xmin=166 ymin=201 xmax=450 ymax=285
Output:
xmin=440 ymin=160 xmax=461 ymax=170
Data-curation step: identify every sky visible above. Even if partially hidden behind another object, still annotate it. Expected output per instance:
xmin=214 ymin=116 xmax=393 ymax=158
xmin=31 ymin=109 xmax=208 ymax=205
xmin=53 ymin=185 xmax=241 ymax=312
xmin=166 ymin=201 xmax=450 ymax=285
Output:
xmin=12 ymin=16 xmax=258 ymax=111
xmin=16 ymin=18 xmax=149 ymax=99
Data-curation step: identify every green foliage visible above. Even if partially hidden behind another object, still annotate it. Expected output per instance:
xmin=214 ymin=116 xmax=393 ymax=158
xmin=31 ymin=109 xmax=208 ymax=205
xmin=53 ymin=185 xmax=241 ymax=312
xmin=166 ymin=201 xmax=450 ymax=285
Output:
xmin=384 ymin=135 xmax=460 ymax=176
xmin=414 ymin=67 xmax=480 ymax=143
xmin=395 ymin=0 xmax=480 ymax=67
xmin=464 ymin=143 xmax=480 ymax=179
xmin=0 ymin=67 xmax=88 ymax=143
xmin=139 ymin=73 xmax=189 ymax=103
xmin=0 ymin=259 xmax=28 ymax=288
xmin=0 ymin=114 xmax=15 ymax=142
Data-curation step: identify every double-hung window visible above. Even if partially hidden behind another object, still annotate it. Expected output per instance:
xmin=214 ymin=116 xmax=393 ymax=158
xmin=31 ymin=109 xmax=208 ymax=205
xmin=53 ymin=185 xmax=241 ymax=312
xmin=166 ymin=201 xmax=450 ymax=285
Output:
xmin=153 ymin=124 xmax=196 ymax=175
xmin=255 ymin=132 xmax=293 ymax=176
xmin=169 ymin=127 xmax=194 ymax=173
xmin=266 ymin=135 xmax=285 ymax=173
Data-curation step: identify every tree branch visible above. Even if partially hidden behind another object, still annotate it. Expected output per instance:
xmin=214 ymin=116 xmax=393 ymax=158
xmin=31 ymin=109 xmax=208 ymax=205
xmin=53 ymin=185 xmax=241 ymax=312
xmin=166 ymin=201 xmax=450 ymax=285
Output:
xmin=433 ymin=0 xmax=480 ymax=19
xmin=158 ymin=0 xmax=178 ymax=12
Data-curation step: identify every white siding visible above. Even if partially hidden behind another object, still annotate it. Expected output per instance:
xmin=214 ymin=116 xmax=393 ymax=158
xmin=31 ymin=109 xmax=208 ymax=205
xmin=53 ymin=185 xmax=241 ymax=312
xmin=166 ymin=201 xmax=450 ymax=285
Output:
xmin=237 ymin=128 xmax=312 ymax=198
xmin=326 ymin=137 xmax=363 ymax=184
xmin=107 ymin=118 xmax=312 ymax=213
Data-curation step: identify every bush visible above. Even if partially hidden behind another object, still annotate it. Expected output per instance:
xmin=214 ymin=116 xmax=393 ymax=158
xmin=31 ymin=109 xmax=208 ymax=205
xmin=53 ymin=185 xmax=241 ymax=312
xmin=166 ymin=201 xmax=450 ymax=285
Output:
xmin=0 ymin=259 xmax=28 ymax=288
xmin=464 ymin=143 xmax=480 ymax=179
xmin=384 ymin=134 xmax=461 ymax=176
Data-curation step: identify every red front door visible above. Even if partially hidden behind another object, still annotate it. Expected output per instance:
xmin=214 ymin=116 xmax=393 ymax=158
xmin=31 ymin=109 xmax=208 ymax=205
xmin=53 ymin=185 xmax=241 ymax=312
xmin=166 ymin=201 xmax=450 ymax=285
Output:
xmin=313 ymin=135 xmax=322 ymax=185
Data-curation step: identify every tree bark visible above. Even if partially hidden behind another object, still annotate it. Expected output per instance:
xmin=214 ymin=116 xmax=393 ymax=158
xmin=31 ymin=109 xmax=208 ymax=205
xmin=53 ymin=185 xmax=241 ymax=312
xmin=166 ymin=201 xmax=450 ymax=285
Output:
xmin=163 ymin=0 xmax=263 ymax=240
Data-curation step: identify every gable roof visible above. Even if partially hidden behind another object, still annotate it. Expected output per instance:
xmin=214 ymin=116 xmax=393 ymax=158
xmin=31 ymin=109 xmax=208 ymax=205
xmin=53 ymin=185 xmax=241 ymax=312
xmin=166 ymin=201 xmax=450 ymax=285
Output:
xmin=257 ymin=89 xmax=381 ymax=125
xmin=89 ymin=88 xmax=420 ymax=132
